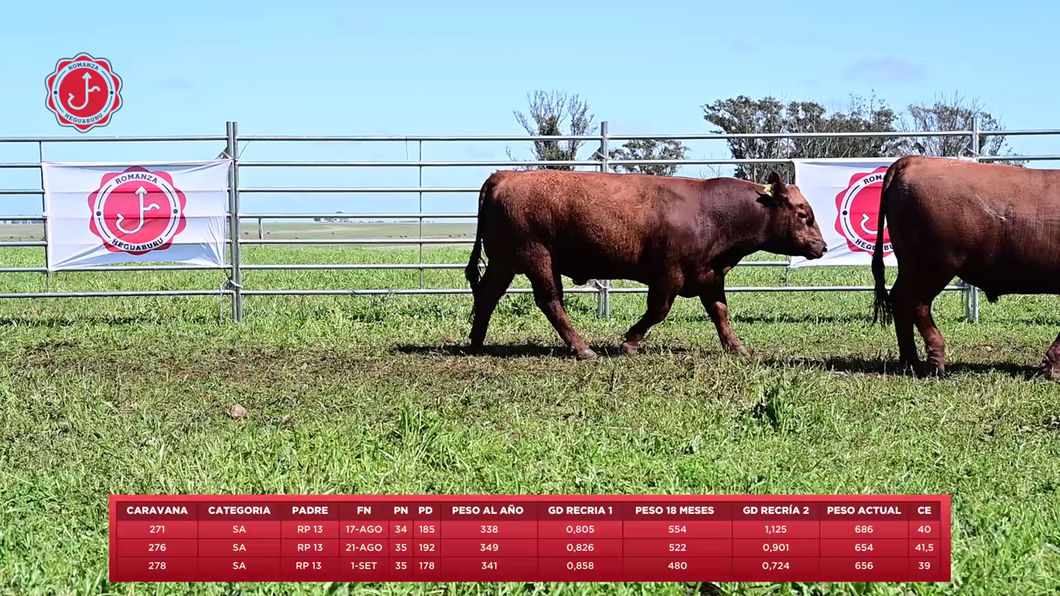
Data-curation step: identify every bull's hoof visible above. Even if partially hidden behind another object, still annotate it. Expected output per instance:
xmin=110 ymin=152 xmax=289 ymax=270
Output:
xmin=620 ymin=342 xmax=638 ymax=356
xmin=725 ymin=344 xmax=750 ymax=357
xmin=920 ymin=361 xmax=946 ymax=378
xmin=897 ymin=358 xmax=919 ymax=376
xmin=1037 ymin=362 xmax=1060 ymax=381
xmin=575 ymin=348 xmax=598 ymax=361
xmin=467 ymin=341 xmax=485 ymax=355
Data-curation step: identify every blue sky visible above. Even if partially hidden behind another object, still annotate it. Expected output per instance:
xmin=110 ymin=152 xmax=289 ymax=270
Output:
xmin=2 ymin=0 xmax=1058 ymax=218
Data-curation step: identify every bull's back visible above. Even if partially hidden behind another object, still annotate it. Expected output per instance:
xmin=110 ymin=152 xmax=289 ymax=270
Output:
xmin=481 ymin=170 xmax=698 ymax=279
xmin=888 ymin=157 xmax=1060 ymax=294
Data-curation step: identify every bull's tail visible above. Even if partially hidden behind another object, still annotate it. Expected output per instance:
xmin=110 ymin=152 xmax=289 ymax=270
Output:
xmin=872 ymin=161 xmax=899 ymax=325
xmin=465 ymin=178 xmax=490 ymax=317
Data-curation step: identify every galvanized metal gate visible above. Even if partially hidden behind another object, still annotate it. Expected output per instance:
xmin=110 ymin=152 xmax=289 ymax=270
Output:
xmin=3 ymin=122 xmax=1058 ymax=322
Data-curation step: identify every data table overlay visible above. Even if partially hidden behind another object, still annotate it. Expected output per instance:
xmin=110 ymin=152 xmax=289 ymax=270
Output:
xmin=109 ymin=494 xmax=951 ymax=583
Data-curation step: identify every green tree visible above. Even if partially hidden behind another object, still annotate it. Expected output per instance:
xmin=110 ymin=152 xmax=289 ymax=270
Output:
xmin=902 ymin=93 xmax=1025 ymax=166
xmin=701 ymin=93 xmax=904 ymax=182
xmin=508 ymin=90 xmax=597 ymax=170
xmin=606 ymin=138 xmax=691 ymax=176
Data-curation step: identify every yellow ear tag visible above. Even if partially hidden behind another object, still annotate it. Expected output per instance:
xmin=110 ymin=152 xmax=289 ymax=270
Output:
xmin=762 ymin=184 xmax=774 ymax=196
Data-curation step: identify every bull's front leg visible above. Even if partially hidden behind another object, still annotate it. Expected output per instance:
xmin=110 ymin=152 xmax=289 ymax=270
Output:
xmin=700 ymin=278 xmax=749 ymax=356
xmin=620 ymin=280 xmax=679 ymax=355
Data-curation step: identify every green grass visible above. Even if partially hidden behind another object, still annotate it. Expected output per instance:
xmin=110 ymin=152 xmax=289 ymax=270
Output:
xmin=1 ymin=239 xmax=1059 ymax=595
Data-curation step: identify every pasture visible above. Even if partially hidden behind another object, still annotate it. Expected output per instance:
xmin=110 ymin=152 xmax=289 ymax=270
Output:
xmin=1 ymin=223 xmax=1059 ymax=595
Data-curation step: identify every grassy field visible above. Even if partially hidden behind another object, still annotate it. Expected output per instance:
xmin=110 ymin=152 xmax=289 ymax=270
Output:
xmin=1 ymin=231 xmax=1059 ymax=595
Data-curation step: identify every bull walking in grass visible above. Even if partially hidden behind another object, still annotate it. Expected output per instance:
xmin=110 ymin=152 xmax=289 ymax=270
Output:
xmin=464 ymin=169 xmax=828 ymax=360
xmin=872 ymin=155 xmax=1060 ymax=379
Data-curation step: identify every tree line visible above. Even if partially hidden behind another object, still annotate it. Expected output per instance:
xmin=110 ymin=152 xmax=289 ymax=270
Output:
xmin=507 ymin=90 xmax=1025 ymax=181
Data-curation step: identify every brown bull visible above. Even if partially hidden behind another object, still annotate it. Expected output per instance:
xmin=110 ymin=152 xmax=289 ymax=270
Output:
xmin=872 ymin=155 xmax=1060 ymax=378
xmin=464 ymin=169 xmax=828 ymax=359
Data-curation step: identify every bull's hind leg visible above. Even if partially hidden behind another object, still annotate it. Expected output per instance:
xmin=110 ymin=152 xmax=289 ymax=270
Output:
xmin=523 ymin=249 xmax=596 ymax=360
xmin=892 ymin=271 xmax=950 ymax=377
xmin=1038 ymin=331 xmax=1060 ymax=380
xmin=620 ymin=280 xmax=679 ymax=355
xmin=888 ymin=275 xmax=921 ymax=374
xmin=700 ymin=275 xmax=749 ymax=356
xmin=911 ymin=276 xmax=952 ymax=377
xmin=469 ymin=261 xmax=516 ymax=351
xmin=914 ymin=300 xmax=948 ymax=376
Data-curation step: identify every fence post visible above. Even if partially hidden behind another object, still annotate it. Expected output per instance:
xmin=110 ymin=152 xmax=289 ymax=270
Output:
xmin=964 ymin=116 xmax=981 ymax=323
xmin=596 ymin=121 xmax=611 ymax=319
xmin=782 ymin=161 xmax=796 ymax=286
xmin=418 ymin=140 xmax=424 ymax=289
xmin=226 ymin=121 xmax=244 ymax=323
xmin=38 ymin=141 xmax=51 ymax=293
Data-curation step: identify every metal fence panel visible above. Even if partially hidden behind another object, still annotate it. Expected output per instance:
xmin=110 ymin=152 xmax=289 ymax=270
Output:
xmin=3 ymin=121 xmax=1058 ymax=322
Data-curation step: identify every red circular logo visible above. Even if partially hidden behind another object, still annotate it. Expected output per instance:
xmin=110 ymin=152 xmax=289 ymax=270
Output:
xmin=87 ymin=167 xmax=187 ymax=255
xmin=834 ymin=166 xmax=891 ymax=256
xmin=45 ymin=53 xmax=123 ymax=132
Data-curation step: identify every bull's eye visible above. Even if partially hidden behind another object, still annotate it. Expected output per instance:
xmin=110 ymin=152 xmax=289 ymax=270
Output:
xmin=797 ymin=212 xmax=808 ymax=221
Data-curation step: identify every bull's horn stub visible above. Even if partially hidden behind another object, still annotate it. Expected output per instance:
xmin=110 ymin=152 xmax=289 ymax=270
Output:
xmin=762 ymin=184 xmax=774 ymax=196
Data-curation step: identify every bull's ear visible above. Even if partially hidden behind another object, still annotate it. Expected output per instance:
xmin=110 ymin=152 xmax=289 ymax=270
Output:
xmin=758 ymin=171 xmax=790 ymax=207
xmin=757 ymin=185 xmax=779 ymax=207
xmin=766 ymin=171 xmax=790 ymax=194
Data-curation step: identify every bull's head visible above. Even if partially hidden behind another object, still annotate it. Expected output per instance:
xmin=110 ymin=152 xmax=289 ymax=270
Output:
xmin=758 ymin=171 xmax=827 ymax=260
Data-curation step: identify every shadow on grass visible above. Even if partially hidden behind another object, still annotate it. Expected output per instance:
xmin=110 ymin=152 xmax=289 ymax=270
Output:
xmin=732 ymin=313 xmax=1060 ymax=327
xmin=729 ymin=312 xmax=875 ymax=325
xmin=762 ymin=355 xmax=1043 ymax=380
xmin=394 ymin=343 xmax=692 ymax=359
xmin=412 ymin=346 xmax=1052 ymax=380
xmin=0 ymin=315 xmax=220 ymax=328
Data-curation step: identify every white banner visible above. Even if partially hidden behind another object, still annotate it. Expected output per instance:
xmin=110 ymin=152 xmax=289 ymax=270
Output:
xmin=43 ymin=160 xmax=231 ymax=271
xmin=790 ymin=158 xmax=898 ymax=268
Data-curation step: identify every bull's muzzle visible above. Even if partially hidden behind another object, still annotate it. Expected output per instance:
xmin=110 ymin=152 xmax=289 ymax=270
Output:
xmin=807 ymin=242 xmax=828 ymax=259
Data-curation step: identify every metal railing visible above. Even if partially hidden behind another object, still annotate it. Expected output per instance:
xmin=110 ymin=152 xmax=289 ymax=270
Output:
xmin=3 ymin=120 xmax=1060 ymax=322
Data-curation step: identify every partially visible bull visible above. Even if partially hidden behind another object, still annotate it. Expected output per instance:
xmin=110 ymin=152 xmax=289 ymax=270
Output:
xmin=464 ymin=169 xmax=828 ymax=359
xmin=872 ymin=155 xmax=1060 ymax=378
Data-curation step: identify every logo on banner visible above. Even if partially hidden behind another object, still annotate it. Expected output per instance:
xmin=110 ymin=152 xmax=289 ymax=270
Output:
xmin=834 ymin=166 xmax=891 ymax=256
xmin=45 ymin=53 xmax=123 ymax=132
xmin=87 ymin=167 xmax=188 ymax=255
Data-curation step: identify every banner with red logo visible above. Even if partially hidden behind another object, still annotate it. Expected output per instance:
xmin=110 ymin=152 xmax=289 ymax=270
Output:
xmin=43 ymin=160 xmax=231 ymax=271
xmin=789 ymin=158 xmax=898 ymax=268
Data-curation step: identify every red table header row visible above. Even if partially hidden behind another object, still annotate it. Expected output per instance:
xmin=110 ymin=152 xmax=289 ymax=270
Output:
xmin=114 ymin=498 xmax=945 ymax=521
